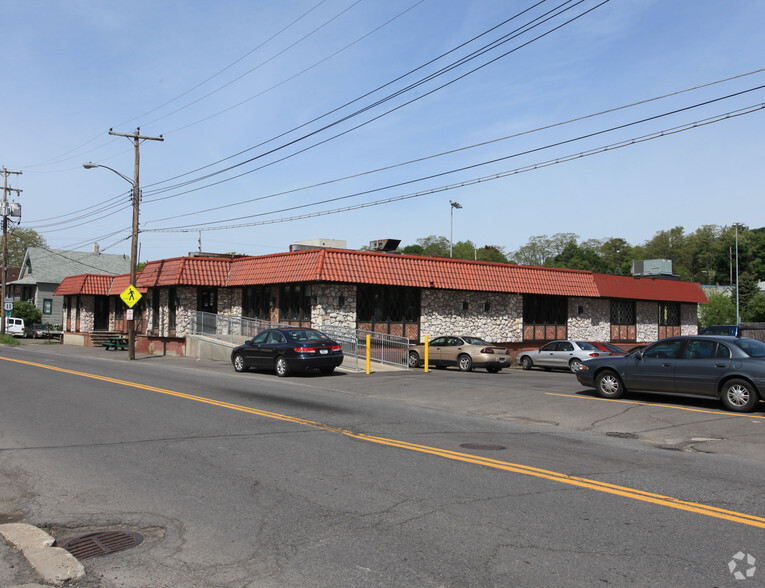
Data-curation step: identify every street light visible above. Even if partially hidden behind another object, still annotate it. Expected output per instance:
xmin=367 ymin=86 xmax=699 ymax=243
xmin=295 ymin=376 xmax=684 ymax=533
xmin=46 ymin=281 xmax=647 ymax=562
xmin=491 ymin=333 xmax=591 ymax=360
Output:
xmin=449 ymin=200 xmax=462 ymax=258
xmin=83 ymin=161 xmax=140 ymax=360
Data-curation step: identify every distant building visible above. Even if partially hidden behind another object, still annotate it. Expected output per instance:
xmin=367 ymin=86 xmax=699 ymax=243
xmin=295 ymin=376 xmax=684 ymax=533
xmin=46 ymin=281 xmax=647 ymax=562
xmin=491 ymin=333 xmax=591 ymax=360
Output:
xmin=9 ymin=247 xmax=131 ymax=325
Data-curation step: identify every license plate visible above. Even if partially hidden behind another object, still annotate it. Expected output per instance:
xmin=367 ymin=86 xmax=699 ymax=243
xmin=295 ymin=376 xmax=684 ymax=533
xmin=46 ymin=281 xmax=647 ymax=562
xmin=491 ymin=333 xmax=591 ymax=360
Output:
xmin=319 ymin=349 xmax=328 ymax=355
xmin=499 ymin=357 xmax=506 ymax=362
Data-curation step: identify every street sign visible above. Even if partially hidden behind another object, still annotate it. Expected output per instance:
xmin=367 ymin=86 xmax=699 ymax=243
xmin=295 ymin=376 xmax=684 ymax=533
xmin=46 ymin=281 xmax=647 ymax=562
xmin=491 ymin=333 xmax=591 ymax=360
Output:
xmin=120 ymin=285 xmax=142 ymax=308
xmin=3 ymin=302 xmax=12 ymax=311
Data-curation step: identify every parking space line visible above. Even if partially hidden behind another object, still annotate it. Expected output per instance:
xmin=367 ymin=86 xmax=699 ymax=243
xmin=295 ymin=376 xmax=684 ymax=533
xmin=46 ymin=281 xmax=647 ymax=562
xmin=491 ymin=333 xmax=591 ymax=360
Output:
xmin=546 ymin=392 xmax=765 ymax=418
xmin=5 ymin=355 xmax=765 ymax=530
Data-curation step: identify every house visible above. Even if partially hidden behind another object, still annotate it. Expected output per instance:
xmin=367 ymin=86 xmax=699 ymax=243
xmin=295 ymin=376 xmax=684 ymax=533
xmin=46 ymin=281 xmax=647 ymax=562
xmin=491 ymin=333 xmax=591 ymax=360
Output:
xmin=55 ymin=248 xmax=707 ymax=357
xmin=9 ymin=246 xmax=131 ymax=325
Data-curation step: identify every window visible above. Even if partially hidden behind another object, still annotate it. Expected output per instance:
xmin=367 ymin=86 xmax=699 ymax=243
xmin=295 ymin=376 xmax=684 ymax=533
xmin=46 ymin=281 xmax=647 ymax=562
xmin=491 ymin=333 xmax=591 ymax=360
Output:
xmin=197 ymin=288 xmax=218 ymax=314
xmin=243 ymin=286 xmax=271 ymax=320
xmin=357 ymin=285 xmax=420 ymax=323
xmin=658 ymin=303 xmax=680 ymax=326
xmin=279 ymin=285 xmax=311 ymax=322
xmin=523 ymin=295 xmax=567 ymax=325
xmin=168 ymin=287 xmax=177 ymax=330
xmin=42 ymin=299 xmax=53 ymax=315
xmin=644 ymin=339 xmax=683 ymax=359
xmin=610 ymin=300 xmax=635 ymax=325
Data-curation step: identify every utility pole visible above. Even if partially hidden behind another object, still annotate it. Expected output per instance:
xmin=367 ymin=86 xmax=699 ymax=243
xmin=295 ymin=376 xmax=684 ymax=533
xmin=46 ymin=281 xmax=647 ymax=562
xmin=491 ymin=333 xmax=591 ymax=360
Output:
xmin=108 ymin=128 xmax=164 ymax=359
xmin=1 ymin=168 xmax=22 ymax=336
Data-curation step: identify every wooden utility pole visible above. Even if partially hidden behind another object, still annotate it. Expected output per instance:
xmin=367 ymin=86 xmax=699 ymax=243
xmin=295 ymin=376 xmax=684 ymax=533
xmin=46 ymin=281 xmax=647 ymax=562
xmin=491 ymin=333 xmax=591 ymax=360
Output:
xmin=1 ymin=168 xmax=22 ymax=336
xmin=108 ymin=128 xmax=163 ymax=359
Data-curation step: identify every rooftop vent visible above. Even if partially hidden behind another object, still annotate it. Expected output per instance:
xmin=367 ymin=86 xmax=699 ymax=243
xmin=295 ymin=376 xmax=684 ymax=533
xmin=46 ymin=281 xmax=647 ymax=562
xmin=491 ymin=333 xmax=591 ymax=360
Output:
xmin=369 ymin=239 xmax=401 ymax=252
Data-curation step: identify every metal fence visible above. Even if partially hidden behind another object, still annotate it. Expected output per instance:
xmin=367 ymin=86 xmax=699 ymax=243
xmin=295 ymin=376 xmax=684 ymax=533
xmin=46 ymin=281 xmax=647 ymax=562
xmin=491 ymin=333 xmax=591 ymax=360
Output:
xmin=189 ymin=312 xmax=410 ymax=371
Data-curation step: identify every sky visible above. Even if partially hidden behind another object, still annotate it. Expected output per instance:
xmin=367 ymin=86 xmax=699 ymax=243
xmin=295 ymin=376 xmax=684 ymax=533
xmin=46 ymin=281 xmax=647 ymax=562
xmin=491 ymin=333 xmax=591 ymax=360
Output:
xmin=2 ymin=0 xmax=764 ymax=264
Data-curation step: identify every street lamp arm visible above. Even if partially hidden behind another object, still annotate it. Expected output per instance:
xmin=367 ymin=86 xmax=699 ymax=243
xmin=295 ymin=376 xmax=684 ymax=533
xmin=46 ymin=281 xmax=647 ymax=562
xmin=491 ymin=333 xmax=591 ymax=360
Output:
xmin=82 ymin=162 xmax=133 ymax=185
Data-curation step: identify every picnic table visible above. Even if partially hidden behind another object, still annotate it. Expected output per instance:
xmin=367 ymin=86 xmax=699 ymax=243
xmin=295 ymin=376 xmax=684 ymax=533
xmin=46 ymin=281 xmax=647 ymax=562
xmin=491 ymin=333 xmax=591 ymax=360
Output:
xmin=103 ymin=336 xmax=128 ymax=351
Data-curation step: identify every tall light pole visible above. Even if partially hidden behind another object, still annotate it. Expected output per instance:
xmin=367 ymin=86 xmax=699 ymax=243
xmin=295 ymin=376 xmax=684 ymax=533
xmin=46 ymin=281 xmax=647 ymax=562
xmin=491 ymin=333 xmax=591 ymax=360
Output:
xmin=83 ymin=127 xmax=163 ymax=359
xmin=735 ymin=223 xmax=741 ymax=325
xmin=449 ymin=200 xmax=462 ymax=258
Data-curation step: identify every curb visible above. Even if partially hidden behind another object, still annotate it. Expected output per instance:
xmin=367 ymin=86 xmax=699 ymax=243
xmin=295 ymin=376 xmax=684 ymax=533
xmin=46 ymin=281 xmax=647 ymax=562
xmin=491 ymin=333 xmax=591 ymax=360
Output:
xmin=0 ymin=523 xmax=85 ymax=586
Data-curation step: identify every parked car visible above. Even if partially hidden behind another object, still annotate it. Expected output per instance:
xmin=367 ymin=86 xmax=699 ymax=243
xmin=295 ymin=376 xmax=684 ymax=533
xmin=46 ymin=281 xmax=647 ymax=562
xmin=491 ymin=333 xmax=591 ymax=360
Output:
xmin=588 ymin=342 xmax=627 ymax=355
xmin=5 ymin=317 xmax=25 ymax=337
xmin=699 ymin=325 xmax=740 ymax=337
xmin=28 ymin=324 xmax=51 ymax=338
xmin=518 ymin=340 xmax=607 ymax=373
xmin=408 ymin=335 xmax=511 ymax=373
xmin=576 ymin=335 xmax=765 ymax=412
xmin=231 ymin=328 xmax=343 ymax=377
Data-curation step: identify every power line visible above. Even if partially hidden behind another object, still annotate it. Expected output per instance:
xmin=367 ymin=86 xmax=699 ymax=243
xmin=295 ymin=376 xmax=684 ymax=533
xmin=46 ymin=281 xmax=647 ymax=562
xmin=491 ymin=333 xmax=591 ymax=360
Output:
xmin=143 ymin=102 xmax=765 ymax=233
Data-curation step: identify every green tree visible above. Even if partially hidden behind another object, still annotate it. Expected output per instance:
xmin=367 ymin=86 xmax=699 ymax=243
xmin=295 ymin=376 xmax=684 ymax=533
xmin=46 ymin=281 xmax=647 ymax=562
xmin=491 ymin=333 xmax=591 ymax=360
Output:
xmin=7 ymin=227 xmax=47 ymax=267
xmin=12 ymin=300 xmax=42 ymax=325
xmin=401 ymin=244 xmax=424 ymax=255
xmin=476 ymin=245 xmax=509 ymax=264
xmin=415 ymin=235 xmax=451 ymax=258
xmin=737 ymin=272 xmax=759 ymax=313
xmin=698 ymin=293 xmax=736 ymax=328
xmin=744 ymin=293 xmax=765 ymax=321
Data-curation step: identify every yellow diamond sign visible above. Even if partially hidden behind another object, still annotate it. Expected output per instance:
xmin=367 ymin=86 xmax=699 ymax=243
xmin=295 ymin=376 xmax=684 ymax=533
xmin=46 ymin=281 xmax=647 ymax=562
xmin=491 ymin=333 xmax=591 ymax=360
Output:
xmin=120 ymin=285 xmax=142 ymax=308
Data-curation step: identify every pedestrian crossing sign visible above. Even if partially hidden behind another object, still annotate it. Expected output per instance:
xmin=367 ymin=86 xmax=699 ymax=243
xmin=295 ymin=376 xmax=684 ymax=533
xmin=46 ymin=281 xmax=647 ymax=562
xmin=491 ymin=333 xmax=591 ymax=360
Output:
xmin=120 ymin=285 xmax=142 ymax=308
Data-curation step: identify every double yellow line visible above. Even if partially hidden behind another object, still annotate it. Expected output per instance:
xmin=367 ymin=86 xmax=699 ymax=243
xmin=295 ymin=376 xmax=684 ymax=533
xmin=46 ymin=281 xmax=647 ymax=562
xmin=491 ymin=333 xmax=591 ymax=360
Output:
xmin=4 ymin=355 xmax=765 ymax=529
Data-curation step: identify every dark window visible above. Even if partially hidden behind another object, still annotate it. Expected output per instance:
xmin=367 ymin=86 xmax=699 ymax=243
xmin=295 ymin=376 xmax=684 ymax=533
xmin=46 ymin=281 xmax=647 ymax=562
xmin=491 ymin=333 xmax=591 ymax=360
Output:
xmin=523 ymin=295 xmax=567 ymax=325
xmin=243 ymin=286 xmax=271 ymax=320
xmin=279 ymin=285 xmax=311 ymax=322
xmin=151 ymin=288 xmax=160 ymax=331
xmin=610 ymin=300 xmax=635 ymax=325
xmin=644 ymin=339 xmax=683 ymax=359
xmin=658 ymin=303 xmax=680 ymax=326
xmin=168 ymin=287 xmax=177 ymax=330
xmin=198 ymin=288 xmax=218 ymax=314
xmin=357 ymin=285 xmax=420 ymax=323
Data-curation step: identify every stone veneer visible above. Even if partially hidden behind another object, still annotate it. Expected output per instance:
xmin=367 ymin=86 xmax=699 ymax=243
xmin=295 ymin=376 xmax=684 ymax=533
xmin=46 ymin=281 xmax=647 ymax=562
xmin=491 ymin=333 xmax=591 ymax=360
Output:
xmin=567 ymin=297 xmax=609 ymax=341
xmin=311 ymin=284 xmax=356 ymax=329
xmin=420 ymin=290 xmax=522 ymax=342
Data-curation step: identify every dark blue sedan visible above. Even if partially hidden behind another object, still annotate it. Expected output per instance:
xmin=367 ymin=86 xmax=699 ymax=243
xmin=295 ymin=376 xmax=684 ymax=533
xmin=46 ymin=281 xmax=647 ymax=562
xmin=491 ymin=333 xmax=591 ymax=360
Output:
xmin=575 ymin=335 xmax=765 ymax=412
xmin=231 ymin=328 xmax=344 ymax=377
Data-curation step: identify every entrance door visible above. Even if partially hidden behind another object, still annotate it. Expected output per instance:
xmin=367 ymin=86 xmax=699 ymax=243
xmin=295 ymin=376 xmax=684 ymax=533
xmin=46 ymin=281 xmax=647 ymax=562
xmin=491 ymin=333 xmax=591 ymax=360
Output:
xmin=94 ymin=296 xmax=110 ymax=331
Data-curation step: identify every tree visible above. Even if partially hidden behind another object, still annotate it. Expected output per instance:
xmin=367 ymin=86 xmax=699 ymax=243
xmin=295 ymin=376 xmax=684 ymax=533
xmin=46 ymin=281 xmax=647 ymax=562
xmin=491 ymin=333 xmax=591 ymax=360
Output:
xmin=6 ymin=227 xmax=47 ymax=267
xmin=11 ymin=300 xmax=42 ymax=325
xmin=737 ymin=272 xmax=759 ymax=314
xmin=744 ymin=293 xmax=765 ymax=322
xmin=698 ymin=293 xmax=736 ymax=328
xmin=476 ymin=245 xmax=509 ymax=264
xmin=415 ymin=235 xmax=451 ymax=258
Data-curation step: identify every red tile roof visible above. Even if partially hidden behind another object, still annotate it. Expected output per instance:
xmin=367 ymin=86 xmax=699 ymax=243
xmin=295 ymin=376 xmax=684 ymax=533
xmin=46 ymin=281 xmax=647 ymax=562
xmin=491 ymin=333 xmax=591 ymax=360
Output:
xmin=138 ymin=257 xmax=229 ymax=287
xmin=55 ymin=273 xmax=147 ymax=296
xmin=56 ymin=249 xmax=707 ymax=304
xmin=593 ymin=273 xmax=707 ymax=303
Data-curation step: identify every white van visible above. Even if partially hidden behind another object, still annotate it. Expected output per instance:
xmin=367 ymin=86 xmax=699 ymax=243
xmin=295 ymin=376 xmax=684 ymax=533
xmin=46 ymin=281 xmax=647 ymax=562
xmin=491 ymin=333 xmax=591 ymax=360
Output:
xmin=6 ymin=317 xmax=25 ymax=337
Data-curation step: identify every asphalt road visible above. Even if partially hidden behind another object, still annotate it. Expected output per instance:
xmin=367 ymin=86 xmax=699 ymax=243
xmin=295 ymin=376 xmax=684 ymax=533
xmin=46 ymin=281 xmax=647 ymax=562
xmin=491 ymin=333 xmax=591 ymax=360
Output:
xmin=1 ymin=342 xmax=764 ymax=587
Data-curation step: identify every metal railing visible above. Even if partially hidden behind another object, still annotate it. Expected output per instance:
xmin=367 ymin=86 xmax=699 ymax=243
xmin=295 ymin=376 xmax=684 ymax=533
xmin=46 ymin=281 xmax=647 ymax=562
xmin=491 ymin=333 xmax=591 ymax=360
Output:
xmin=189 ymin=312 xmax=410 ymax=371
xmin=319 ymin=324 xmax=410 ymax=371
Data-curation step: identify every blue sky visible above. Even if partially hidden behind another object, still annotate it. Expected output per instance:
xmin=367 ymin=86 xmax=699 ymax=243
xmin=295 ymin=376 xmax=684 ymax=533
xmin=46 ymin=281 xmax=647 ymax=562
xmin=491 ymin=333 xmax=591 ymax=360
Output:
xmin=2 ymin=0 xmax=764 ymax=263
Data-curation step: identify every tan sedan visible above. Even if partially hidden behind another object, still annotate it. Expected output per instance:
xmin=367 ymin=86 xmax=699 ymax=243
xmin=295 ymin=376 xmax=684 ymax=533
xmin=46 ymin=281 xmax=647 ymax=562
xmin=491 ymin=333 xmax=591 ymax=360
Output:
xmin=408 ymin=335 xmax=511 ymax=373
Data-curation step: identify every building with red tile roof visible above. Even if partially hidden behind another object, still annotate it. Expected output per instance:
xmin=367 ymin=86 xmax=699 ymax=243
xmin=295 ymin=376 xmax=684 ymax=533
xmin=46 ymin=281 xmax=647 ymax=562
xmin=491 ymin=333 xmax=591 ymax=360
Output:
xmin=54 ymin=248 xmax=707 ymax=355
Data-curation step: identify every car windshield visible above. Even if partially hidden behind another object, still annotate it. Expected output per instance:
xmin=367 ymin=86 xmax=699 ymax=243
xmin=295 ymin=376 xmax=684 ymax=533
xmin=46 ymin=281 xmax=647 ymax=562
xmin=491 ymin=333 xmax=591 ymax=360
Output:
xmin=604 ymin=344 xmax=625 ymax=353
xmin=733 ymin=338 xmax=765 ymax=358
xmin=462 ymin=336 xmax=489 ymax=346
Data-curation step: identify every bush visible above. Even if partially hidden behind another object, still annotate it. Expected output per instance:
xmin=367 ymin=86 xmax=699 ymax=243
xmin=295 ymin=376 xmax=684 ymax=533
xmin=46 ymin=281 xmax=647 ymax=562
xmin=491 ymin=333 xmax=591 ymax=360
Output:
xmin=11 ymin=301 xmax=42 ymax=325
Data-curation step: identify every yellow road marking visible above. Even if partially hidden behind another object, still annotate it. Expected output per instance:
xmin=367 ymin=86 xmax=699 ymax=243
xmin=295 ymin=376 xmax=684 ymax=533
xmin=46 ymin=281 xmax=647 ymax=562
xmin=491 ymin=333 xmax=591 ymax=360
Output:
xmin=547 ymin=392 xmax=765 ymax=419
xmin=4 ymin=355 xmax=765 ymax=529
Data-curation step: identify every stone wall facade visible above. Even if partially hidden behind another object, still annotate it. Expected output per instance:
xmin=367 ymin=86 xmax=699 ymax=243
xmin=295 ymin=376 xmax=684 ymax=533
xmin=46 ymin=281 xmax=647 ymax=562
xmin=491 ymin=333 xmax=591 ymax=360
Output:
xmin=311 ymin=283 xmax=356 ymax=329
xmin=420 ymin=289 xmax=522 ymax=342
xmin=567 ymin=297 xmax=610 ymax=341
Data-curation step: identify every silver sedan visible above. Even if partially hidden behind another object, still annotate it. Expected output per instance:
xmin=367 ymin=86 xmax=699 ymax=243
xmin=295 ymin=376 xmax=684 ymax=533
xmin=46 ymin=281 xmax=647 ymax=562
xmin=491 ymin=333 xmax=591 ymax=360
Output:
xmin=518 ymin=340 xmax=607 ymax=373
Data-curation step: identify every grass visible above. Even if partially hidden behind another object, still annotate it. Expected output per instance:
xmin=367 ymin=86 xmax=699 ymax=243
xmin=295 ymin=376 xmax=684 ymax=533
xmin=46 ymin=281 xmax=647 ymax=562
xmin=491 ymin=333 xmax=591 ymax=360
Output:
xmin=0 ymin=333 xmax=20 ymax=345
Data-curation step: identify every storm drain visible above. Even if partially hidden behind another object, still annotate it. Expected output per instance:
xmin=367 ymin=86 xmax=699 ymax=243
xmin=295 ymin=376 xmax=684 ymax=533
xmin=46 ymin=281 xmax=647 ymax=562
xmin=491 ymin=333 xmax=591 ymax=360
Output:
xmin=55 ymin=531 xmax=144 ymax=559
xmin=460 ymin=443 xmax=506 ymax=451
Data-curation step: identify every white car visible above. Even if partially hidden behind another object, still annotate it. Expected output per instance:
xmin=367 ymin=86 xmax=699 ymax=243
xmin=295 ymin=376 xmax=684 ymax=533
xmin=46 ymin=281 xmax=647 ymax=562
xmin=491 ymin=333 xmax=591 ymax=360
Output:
xmin=518 ymin=340 xmax=607 ymax=373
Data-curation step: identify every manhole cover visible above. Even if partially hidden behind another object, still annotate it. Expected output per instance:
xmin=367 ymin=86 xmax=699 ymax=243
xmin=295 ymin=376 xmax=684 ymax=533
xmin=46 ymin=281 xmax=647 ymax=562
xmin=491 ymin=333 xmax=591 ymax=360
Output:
xmin=460 ymin=443 xmax=506 ymax=451
xmin=56 ymin=531 xmax=144 ymax=559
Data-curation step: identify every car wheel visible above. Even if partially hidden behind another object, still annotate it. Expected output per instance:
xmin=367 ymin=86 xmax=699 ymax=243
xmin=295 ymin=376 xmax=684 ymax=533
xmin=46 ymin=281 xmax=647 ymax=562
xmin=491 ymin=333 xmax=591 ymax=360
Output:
xmin=569 ymin=358 xmax=583 ymax=373
xmin=595 ymin=370 xmax=624 ymax=399
xmin=320 ymin=366 xmax=335 ymax=375
xmin=458 ymin=355 xmax=473 ymax=372
xmin=275 ymin=356 xmax=290 ymax=377
xmin=720 ymin=378 xmax=759 ymax=412
xmin=486 ymin=366 xmax=500 ymax=374
xmin=408 ymin=351 xmax=421 ymax=368
xmin=232 ymin=353 xmax=248 ymax=373
xmin=520 ymin=356 xmax=533 ymax=370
